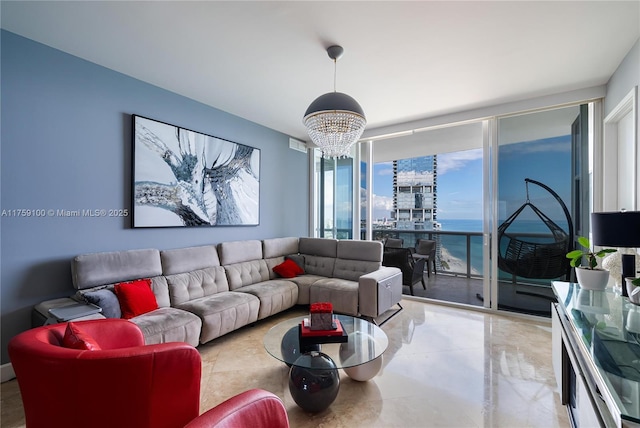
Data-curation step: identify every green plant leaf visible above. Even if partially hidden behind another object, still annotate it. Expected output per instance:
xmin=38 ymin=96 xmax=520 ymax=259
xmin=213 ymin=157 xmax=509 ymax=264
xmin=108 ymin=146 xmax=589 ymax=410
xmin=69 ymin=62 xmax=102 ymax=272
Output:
xmin=578 ymin=236 xmax=591 ymax=250
xmin=633 ymin=277 xmax=640 ymax=286
xmin=595 ymin=249 xmax=616 ymax=257
xmin=570 ymin=256 xmax=582 ymax=267
xmin=566 ymin=250 xmax=583 ymax=259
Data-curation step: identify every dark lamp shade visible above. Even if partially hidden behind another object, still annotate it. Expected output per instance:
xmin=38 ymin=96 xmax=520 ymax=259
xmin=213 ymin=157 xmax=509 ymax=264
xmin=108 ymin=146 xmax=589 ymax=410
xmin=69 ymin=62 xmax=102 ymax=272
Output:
xmin=591 ymin=211 xmax=640 ymax=247
xmin=303 ymin=92 xmax=366 ymax=118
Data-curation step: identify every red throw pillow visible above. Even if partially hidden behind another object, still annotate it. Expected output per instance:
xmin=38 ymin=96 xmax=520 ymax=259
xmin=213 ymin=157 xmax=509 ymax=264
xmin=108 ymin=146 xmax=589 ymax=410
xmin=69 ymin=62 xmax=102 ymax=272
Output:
xmin=273 ymin=259 xmax=304 ymax=278
xmin=114 ymin=278 xmax=158 ymax=319
xmin=62 ymin=322 xmax=101 ymax=351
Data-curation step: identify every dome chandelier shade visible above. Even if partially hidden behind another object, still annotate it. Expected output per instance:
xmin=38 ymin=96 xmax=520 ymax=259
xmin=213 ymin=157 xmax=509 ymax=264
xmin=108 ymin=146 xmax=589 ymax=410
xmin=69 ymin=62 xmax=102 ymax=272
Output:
xmin=303 ymin=45 xmax=366 ymax=159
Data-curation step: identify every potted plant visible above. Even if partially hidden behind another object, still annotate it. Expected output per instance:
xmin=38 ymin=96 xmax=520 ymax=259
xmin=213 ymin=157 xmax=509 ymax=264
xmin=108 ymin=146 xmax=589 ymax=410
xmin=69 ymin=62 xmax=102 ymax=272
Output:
xmin=626 ymin=277 xmax=640 ymax=304
xmin=566 ymin=236 xmax=616 ymax=290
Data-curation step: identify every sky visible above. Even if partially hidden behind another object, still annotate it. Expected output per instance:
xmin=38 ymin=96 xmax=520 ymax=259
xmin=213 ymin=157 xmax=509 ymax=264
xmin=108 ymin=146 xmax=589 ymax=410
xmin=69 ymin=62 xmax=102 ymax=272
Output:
xmin=370 ymin=135 xmax=572 ymax=222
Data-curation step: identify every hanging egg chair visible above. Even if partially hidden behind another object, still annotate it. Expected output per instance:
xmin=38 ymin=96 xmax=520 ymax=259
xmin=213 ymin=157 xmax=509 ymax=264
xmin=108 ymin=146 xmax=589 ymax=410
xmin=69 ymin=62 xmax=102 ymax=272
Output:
xmin=497 ymin=178 xmax=574 ymax=280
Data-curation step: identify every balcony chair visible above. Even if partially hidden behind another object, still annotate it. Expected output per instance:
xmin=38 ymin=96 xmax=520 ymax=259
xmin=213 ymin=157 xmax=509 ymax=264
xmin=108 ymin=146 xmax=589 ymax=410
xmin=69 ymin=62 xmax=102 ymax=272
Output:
xmin=8 ymin=319 xmax=289 ymax=428
xmin=383 ymin=247 xmax=426 ymax=295
xmin=383 ymin=237 xmax=404 ymax=249
xmin=411 ymin=239 xmax=437 ymax=277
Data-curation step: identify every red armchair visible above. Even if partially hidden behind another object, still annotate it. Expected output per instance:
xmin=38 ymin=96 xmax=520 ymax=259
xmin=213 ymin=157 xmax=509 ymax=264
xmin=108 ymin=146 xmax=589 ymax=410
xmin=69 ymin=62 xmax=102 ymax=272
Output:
xmin=9 ymin=319 xmax=289 ymax=428
xmin=186 ymin=388 xmax=290 ymax=428
xmin=8 ymin=319 xmax=201 ymax=428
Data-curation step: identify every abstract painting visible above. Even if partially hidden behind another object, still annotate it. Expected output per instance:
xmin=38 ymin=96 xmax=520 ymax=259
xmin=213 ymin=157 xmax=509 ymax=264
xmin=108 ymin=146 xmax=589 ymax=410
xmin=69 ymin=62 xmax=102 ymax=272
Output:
xmin=132 ymin=115 xmax=260 ymax=227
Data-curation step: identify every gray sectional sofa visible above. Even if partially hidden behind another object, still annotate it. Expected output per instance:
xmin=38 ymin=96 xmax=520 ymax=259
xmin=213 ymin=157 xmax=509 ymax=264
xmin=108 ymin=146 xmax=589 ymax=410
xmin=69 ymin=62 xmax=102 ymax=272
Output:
xmin=46 ymin=237 xmax=402 ymax=347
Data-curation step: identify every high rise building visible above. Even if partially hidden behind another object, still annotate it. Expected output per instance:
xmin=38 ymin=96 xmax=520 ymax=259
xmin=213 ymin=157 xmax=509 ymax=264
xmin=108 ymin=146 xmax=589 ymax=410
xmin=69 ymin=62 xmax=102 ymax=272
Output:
xmin=392 ymin=155 xmax=438 ymax=230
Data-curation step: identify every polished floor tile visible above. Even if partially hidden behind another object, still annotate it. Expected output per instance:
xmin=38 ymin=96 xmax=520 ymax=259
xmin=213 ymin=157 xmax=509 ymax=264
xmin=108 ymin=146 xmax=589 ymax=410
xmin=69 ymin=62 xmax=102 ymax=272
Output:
xmin=0 ymin=299 xmax=570 ymax=427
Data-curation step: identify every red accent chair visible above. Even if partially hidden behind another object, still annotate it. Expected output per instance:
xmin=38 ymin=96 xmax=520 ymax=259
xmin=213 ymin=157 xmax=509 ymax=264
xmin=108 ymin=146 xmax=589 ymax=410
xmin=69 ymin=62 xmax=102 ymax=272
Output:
xmin=185 ymin=388 xmax=290 ymax=428
xmin=9 ymin=319 xmax=289 ymax=428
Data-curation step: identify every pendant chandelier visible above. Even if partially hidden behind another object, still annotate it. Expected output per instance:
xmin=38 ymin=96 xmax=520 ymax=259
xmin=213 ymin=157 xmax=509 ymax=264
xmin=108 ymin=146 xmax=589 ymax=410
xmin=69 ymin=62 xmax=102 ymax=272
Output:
xmin=303 ymin=45 xmax=366 ymax=159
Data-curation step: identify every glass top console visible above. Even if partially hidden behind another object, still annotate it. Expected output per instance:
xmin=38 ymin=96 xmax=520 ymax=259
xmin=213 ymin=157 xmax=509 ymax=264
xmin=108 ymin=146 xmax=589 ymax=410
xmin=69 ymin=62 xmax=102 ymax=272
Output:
xmin=263 ymin=314 xmax=388 ymax=369
xmin=553 ymin=281 xmax=640 ymax=426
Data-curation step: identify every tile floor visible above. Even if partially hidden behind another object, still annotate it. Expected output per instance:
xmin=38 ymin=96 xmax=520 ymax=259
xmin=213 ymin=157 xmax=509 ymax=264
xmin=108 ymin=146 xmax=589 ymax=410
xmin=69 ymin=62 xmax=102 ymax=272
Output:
xmin=0 ymin=298 xmax=570 ymax=427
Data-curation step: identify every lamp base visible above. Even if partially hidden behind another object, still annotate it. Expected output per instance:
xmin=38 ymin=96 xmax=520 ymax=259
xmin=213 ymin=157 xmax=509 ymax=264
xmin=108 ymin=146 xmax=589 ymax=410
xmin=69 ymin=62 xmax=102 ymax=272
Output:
xmin=622 ymin=253 xmax=637 ymax=297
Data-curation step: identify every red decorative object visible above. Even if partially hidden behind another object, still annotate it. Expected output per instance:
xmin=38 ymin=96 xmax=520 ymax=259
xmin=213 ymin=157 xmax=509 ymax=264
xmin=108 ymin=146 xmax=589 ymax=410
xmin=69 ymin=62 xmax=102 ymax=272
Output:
xmin=114 ymin=278 xmax=158 ymax=319
xmin=273 ymin=259 xmax=304 ymax=278
xmin=310 ymin=302 xmax=333 ymax=313
xmin=62 ymin=322 xmax=101 ymax=351
xmin=301 ymin=319 xmax=344 ymax=337
xmin=310 ymin=302 xmax=334 ymax=330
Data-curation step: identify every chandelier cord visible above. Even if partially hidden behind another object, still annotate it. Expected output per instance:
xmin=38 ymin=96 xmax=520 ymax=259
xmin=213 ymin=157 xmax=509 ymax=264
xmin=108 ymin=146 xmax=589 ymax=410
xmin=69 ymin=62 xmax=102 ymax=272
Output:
xmin=333 ymin=59 xmax=337 ymax=92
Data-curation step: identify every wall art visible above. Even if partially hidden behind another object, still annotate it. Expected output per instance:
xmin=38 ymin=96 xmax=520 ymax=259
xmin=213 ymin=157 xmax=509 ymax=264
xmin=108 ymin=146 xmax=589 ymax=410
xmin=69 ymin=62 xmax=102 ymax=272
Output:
xmin=132 ymin=115 xmax=260 ymax=227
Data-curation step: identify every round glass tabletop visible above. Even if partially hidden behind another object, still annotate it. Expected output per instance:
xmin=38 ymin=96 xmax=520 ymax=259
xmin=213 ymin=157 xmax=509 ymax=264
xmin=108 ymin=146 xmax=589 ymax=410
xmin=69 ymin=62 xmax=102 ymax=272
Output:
xmin=263 ymin=314 xmax=388 ymax=369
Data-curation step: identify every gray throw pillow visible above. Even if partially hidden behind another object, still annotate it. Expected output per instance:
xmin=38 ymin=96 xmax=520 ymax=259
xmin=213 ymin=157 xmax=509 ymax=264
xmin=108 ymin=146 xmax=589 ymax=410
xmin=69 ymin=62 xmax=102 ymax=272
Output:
xmin=286 ymin=254 xmax=305 ymax=273
xmin=83 ymin=289 xmax=121 ymax=319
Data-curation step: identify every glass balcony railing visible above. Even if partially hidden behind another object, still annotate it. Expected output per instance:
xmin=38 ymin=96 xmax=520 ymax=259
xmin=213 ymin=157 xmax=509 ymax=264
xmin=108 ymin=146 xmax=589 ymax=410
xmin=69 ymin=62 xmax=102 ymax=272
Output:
xmin=369 ymin=229 xmax=484 ymax=278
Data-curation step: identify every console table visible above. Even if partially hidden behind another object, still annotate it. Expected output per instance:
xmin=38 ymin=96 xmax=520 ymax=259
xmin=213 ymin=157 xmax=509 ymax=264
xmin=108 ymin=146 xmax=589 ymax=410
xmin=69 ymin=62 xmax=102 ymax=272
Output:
xmin=552 ymin=281 xmax=640 ymax=427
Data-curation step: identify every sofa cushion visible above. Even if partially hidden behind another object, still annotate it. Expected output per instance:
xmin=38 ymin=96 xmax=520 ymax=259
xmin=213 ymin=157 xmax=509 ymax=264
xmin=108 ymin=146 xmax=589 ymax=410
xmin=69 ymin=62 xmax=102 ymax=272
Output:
xmin=62 ymin=322 xmax=101 ymax=351
xmin=83 ymin=289 xmax=121 ymax=319
xmin=298 ymin=237 xmax=338 ymax=258
xmin=71 ymin=249 xmax=162 ymax=290
xmin=149 ymin=276 xmax=171 ymax=308
xmin=333 ymin=259 xmax=381 ymax=282
xmin=235 ymin=280 xmax=298 ymax=319
xmin=302 ymin=255 xmax=335 ymax=277
xmin=224 ymin=260 xmax=270 ymax=290
xmin=160 ymin=245 xmax=220 ymax=275
xmin=218 ymin=240 xmax=263 ymax=265
xmin=309 ymin=277 xmax=359 ymax=316
xmin=273 ymin=259 xmax=304 ymax=278
xmin=262 ymin=237 xmax=299 ymax=258
xmin=75 ymin=276 xmax=171 ymax=310
xmin=337 ymin=240 xmax=383 ymax=262
xmin=129 ymin=307 xmax=202 ymax=347
xmin=175 ymin=292 xmax=260 ymax=343
xmin=165 ymin=267 xmax=229 ymax=306
xmin=114 ymin=279 xmax=159 ymax=319
xmin=288 ymin=274 xmax=325 ymax=305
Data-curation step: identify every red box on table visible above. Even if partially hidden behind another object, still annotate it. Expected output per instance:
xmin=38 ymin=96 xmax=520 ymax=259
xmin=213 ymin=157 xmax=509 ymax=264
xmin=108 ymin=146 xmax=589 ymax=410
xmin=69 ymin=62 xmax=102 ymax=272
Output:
xmin=309 ymin=302 xmax=334 ymax=330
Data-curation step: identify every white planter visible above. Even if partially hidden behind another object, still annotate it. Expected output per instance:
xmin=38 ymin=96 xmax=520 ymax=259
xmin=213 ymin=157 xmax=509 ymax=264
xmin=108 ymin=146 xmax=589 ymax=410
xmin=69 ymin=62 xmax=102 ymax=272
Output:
xmin=626 ymin=278 xmax=640 ymax=304
xmin=575 ymin=268 xmax=609 ymax=290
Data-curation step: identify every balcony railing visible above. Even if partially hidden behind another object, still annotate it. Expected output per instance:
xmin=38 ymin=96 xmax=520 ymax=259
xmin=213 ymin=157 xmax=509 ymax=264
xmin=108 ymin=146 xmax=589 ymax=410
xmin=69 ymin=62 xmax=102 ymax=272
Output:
xmin=370 ymin=229 xmax=484 ymax=278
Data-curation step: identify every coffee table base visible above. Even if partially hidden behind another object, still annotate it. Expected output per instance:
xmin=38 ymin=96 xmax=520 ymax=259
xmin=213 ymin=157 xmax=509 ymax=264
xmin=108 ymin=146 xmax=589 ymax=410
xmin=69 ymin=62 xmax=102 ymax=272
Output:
xmin=289 ymin=351 xmax=340 ymax=413
xmin=342 ymin=355 xmax=383 ymax=381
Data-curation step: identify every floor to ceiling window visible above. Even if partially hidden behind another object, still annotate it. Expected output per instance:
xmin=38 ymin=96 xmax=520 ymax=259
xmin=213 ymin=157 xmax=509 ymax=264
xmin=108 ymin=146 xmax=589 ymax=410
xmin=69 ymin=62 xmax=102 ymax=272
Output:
xmin=311 ymin=100 xmax=598 ymax=318
xmin=313 ymin=147 xmax=356 ymax=239
xmin=364 ymin=122 xmax=489 ymax=308
xmin=493 ymin=103 xmax=593 ymax=316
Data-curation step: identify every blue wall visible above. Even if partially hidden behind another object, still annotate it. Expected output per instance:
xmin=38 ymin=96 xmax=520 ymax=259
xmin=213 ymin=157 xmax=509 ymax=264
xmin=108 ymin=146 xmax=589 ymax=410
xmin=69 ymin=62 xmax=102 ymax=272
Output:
xmin=0 ymin=30 xmax=309 ymax=364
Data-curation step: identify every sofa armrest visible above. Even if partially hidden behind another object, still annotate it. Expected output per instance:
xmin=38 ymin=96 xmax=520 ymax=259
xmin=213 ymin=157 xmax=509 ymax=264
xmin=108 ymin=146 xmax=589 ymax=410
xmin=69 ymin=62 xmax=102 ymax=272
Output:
xmin=358 ymin=267 xmax=402 ymax=318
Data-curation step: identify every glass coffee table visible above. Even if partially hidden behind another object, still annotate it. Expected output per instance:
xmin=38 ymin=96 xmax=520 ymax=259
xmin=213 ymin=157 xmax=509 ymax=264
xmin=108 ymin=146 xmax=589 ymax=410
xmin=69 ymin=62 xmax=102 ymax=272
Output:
xmin=263 ymin=314 xmax=388 ymax=412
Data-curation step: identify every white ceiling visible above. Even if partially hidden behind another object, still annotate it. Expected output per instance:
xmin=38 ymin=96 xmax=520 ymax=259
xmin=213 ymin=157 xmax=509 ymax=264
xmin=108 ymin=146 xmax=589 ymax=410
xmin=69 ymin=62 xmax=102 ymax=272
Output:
xmin=2 ymin=1 xmax=639 ymax=142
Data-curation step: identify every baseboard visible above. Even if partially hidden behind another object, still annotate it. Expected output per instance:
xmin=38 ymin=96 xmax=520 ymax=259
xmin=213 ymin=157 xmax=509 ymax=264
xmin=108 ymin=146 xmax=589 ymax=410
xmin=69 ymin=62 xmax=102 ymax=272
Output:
xmin=1 ymin=362 xmax=15 ymax=382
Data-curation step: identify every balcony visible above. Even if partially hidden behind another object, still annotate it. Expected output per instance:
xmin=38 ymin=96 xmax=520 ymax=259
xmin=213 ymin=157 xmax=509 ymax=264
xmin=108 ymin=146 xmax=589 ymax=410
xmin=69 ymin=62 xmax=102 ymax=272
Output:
xmin=370 ymin=228 xmax=557 ymax=317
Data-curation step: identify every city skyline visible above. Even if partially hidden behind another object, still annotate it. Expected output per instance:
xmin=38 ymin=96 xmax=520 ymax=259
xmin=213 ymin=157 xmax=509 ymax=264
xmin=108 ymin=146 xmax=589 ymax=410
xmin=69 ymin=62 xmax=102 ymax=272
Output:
xmin=372 ymin=148 xmax=484 ymax=221
xmin=371 ymin=135 xmax=571 ymax=224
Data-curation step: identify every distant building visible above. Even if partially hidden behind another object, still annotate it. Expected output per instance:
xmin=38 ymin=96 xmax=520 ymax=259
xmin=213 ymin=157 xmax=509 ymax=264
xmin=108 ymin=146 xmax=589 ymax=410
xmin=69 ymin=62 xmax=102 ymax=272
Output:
xmin=392 ymin=155 xmax=438 ymax=230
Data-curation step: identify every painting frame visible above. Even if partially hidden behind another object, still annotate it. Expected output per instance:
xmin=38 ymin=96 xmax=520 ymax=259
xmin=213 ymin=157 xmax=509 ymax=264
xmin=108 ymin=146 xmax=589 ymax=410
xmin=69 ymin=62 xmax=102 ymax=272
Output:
xmin=132 ymin=115 xmax=260 ymax=228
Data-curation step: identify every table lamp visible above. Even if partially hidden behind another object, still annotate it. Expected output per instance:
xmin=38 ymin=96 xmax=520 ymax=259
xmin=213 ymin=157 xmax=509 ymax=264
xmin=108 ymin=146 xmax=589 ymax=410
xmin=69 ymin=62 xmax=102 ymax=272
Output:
xmin=591 ymin=211 xmax=640 ymax=297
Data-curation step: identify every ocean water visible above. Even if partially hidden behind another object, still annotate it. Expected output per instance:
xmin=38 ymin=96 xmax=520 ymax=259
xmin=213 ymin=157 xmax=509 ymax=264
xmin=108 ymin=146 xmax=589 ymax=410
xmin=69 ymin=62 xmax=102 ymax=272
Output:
xmin=437 ymin=220 xmax=484 ymax=273
xmin=439 ymin=219 xmax=482 ymax=232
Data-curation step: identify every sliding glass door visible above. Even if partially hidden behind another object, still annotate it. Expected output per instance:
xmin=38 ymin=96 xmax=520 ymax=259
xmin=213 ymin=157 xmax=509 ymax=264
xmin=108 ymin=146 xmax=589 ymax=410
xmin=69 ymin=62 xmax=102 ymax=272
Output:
xmin=495 ymin=104 xmax=590 ymax=316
